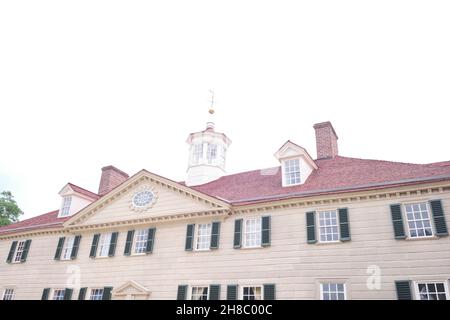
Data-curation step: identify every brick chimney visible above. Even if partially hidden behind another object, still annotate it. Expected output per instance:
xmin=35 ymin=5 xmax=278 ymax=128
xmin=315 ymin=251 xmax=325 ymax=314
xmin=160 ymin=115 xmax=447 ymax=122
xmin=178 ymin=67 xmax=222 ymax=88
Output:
xmin=98 ymin=165 xmax=129 ymax=196
xmin=313 ymin=121 xmax=339 ymax=159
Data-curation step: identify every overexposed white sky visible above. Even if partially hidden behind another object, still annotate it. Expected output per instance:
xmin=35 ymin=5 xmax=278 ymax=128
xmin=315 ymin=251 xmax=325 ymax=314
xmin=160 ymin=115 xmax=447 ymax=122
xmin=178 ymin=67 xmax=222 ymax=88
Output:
xmin=1 ymin=1 xmax=449 ymax=220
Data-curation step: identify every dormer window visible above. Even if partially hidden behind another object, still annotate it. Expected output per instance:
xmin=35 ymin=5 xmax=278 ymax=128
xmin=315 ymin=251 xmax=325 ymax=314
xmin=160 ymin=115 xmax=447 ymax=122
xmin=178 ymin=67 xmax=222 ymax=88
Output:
xmin=284 ymin=158 xmax=301 ymax=186
xmin=206 ymin=144 xmax=217 ymax=164
xmin=274 ymin=141 xmax=318 ymax=188
xmin=60 ymin=196 xmax=72 ymax=217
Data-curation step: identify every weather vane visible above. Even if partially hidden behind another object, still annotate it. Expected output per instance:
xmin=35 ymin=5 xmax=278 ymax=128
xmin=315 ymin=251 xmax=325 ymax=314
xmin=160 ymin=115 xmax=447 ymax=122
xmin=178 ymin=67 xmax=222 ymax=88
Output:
xmin=208 ymin=89 xmax=215 ymax=114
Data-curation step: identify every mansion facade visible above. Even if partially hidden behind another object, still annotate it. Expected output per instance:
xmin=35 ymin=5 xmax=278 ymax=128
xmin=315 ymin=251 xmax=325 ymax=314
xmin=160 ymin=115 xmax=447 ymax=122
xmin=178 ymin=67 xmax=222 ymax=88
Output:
xmin=0 ymin=121 xmax=449 ymax=300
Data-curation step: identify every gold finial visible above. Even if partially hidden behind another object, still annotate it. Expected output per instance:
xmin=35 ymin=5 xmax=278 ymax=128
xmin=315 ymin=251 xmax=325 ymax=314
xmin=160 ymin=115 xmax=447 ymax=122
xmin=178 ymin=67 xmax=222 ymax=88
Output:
xmin=208 ymin=89 xmax=215 ymax=114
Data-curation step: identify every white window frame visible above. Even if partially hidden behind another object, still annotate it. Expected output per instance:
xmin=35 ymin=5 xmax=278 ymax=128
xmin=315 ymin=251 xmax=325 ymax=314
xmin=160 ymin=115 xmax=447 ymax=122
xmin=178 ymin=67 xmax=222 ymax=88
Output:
xmin=194 ymin=223 xmax=212 ymax=251
xmin=282 ymin=158 xmax=301 ymax=186
xmin=132 ymin=229 xmax=149 ymax=255
xmin=240 ymin=285 xmax=263 ymax=300
xmin=2 ymin=288 xmax=15 ymax=300
xmin=206 ymin=144 xmax=217 ymax=165
xmin=318 ymin=210 xmax=340 ymax=243
xmin=98 ymin=233 xmax=112 ymax=258
xmin=51 ymin=288 xmax=66 ymax=300
xmin=243 ymin=217 xmax=262 ymax=248
xmin=13 ymin=240 xmax=26 ymax=263
xmin=404 ymin=202 xmax=434 ymax=239
xmin=61 ymin=236 xmax=75 ymax=260
xmin=414 ymin=281 xmax=449 ymax=300
xmin=320 ymin=282 xmax=347 ymax=300
xmin=59 ymin=196 xmax=72 ymax=217
xmin=88 ymin=288 xmax=104 ymax=300
xmin=190 ymin=286 xmax=209 ymax=300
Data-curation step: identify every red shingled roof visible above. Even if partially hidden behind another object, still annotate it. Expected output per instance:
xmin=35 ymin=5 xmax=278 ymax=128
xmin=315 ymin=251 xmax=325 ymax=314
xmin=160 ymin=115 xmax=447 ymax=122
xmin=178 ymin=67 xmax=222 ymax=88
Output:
xmin=67 ymin=183 xmax=100 ymax=200
xmin=0 ymin=210 xmax=69 ymax=235
xmin=190 ymin=156 xmax=450 ymax=205
xmin=2 ymin=156 xmax=450 ymax=235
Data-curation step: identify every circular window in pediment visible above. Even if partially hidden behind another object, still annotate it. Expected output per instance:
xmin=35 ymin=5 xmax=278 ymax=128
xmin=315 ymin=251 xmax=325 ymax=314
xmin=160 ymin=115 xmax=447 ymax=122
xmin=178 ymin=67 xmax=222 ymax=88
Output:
xmin=131 ymin=187 xmax=157 ymax=211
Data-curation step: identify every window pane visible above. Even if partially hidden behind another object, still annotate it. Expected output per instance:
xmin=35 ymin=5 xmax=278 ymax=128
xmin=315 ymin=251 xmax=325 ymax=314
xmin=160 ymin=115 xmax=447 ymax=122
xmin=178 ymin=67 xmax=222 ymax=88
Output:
xmin=404 ymin=203 xmax=433 ymax=238
xmin=319 ymin=211 xmax=339 ymax=242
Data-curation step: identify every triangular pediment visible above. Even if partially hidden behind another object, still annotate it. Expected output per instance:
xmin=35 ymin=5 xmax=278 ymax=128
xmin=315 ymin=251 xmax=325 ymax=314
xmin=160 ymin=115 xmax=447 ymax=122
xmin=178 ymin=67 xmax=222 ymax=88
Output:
xmin=64 ymin=170 xmax=230 ymax=229
xmin=113 ymin=280 xmax=150 ymax=296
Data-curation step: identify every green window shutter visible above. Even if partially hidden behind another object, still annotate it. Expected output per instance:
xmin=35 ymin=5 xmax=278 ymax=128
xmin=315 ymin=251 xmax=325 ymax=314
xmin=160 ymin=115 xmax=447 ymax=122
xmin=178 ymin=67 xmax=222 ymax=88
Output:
xmin=209 ymin=284 xmax=221 ymax=300
xmin=227 ymin=285 xmax=238 ymax=300
xmin=123 ymin=230 xmax=135 ymax=256
xmin=233 ymin=219 xmax=243 ymax=249
xmin=89 ymin=234 xmax=100 ymax=258
xmin=430 ymin=200 xmax=448 ymax=236
xmin=78 ymin=287 xmax=87 ymax=300
xmin=177 ymin=285 xmax=188 ymax=300
xmin=210 ymin=222 xmax=221 ymax=249
xmin=146 ymin=228 xmax=156 ymax=253
xmin=261 ymin=216 xmax=271 ymax=247
xmin=64 ymin=288 xmax=73 ymax=300
xmin=41 ymin=288 xmax=50 ymax=300
xmin=338 ymin=208 xmax=351 ymax=241
xmin=263 ymin=284 xmax=276 ymax=300
xmin=395 ymin=281 xmax=412 ymax=300
xmin=185 ymin=224 xmax=195 ymax=251
xmin=54 ymin=237 xmax=65 ymax=260
xmin=108 ymin=232 xmax=119 ymax=257
xmin=306 ymin=211 xmax=317 ymax=243
xmin=20 ymin=239 xmax=32 ymax=262
xmin=390 ymin=204 xmax=406 ymax=239
xmin=102 ymin=287 xmax=113 ymax=300
xmin=70 ymin=235 xmax=82 ymax=259
xmin=6 ymin=241 xmax=17 ymax=263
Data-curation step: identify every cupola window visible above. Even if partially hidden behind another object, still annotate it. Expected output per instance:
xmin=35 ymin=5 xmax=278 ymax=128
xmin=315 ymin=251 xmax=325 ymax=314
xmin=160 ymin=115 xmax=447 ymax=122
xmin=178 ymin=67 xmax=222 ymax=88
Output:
xmin=206 ymin=144 xmax=217 ymax=164
xmin=192 ymin=144 xmax=203 ymax=165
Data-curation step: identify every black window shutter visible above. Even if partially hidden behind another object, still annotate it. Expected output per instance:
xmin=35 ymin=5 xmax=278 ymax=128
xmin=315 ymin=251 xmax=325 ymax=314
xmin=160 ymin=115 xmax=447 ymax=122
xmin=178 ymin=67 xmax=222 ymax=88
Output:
xmin=185 ymin=224 xmax=195 ymax=251
xmin=395 ymin=281 xmax=412 ymax=300
xmin=54 ymin=237 xmax=65 ymax=260
xmin=227 ymin=285 xmax=238 ymax=300
xmin=78 ymin=287 xmax=87 ymax=300
xmin=390 ymin=204 xmax=406 ymax=239
xmin=430 ymin=200 xmax=448 ymax=236
xmin=146 ymin=228 xmax=156 ymax=253
xmin=64 ymin=288 xmax=73 ymax=300
xmin=124 ymin=230 xmax=135 ymax=256
xmin=6 ymin=241 xmax=17 ymax=263
xmin=210 ymin=222 xmax=221 ymax=249
xmin=108 ymin=232 xmax=119 ymax=257
xmin=338 ymin=208 xmax=351 ymax=241
xmin=306 ymin=211 xmax=317 ymax=243
xmin=71 ymin=235 xmax=82 ymax=259
xmin=209 ymin=284 xmax=221 ymax=300
xmin=263 ymin=284 xmax=276 ymax=300
xmin=20 ymin=239 xmax=32 ymax=262
xmin=261 ymin=216 xmax=271 ymax=247
xmin=177 ymin=285 xmax=188 ymax=300
xmin=41 ymin=288 xmax=50 ymax=300
xmin=89 ymin=234 xmax=100 ymax=258
xmin=102 ymin=287 xmax=113 ymax=300
xmin=233 ymin=219 xmax=243 ymax=249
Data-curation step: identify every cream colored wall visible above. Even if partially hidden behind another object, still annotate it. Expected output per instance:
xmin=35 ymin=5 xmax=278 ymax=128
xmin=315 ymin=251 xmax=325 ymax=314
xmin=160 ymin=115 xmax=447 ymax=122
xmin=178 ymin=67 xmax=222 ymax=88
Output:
xmin=1 ymin=190 xmax=450 ymax=300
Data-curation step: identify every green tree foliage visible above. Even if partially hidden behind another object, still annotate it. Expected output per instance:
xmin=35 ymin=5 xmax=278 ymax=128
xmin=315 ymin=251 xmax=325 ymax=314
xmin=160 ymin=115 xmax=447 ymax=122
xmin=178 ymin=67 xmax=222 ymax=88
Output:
xmin=0 ymin=191 xmax=23 ymax=226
